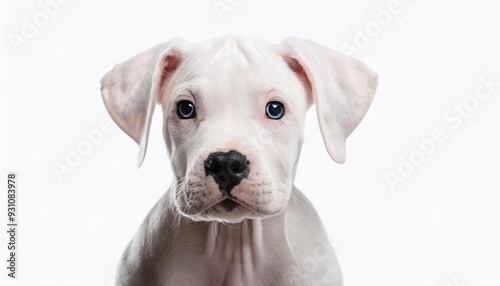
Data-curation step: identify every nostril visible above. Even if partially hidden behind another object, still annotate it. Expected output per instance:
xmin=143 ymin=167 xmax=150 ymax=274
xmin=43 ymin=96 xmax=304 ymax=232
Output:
xmin=205 ymin=158 xmax=214 ymax=170
xmin=229 ymin=161 xmax=242 ymax=174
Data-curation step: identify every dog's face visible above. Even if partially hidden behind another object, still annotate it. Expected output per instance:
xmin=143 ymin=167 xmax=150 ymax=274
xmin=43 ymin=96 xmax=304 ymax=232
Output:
xmin=162 ymin=40 xmax=311 ymax=222
xmin=101 ymin=36 xmax=377 ymax=223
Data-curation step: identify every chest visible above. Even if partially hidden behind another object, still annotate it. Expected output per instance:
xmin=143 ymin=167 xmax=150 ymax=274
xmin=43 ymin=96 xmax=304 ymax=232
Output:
xmin=160 ymin=220 xmax=296 ymax=285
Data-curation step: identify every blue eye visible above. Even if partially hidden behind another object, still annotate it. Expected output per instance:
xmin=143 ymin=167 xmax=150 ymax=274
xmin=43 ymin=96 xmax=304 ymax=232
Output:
xmin=266 ymin=101 xmax=285 ymax=120
xmin=177 ymin=100 xmax=196 ymax=119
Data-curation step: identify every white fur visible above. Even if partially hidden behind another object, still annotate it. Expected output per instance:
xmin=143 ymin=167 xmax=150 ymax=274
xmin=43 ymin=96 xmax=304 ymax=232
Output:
xmin=101 ymin=35 xmax=377 ymax=285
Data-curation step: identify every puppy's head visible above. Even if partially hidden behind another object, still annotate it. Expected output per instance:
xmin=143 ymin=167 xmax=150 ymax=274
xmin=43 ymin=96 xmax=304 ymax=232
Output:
xmin=101 ymin=36 xmax=377 ymax=223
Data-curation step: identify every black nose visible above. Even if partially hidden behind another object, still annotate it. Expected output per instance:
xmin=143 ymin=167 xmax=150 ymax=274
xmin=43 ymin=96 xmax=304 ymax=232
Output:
xmin=204 ymin=150 xmax=250 ymax=193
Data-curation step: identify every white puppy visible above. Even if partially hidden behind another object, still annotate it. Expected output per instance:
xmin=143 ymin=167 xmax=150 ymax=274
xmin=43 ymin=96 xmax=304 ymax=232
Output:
xmin=101 ymin=35 xmax=377 ymax=285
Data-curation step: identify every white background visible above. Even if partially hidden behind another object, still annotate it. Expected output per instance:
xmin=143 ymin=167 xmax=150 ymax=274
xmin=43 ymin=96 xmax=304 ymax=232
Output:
xmin=1 ymin=0 xmax=499 ymax=285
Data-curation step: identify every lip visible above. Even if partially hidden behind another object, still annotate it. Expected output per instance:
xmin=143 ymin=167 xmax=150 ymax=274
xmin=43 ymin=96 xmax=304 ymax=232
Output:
xmin=195 ymin=195 xmax=260 ymax=215
xmin=217 ymin=198 xmax=240 ymax=212
xmin=183 ymin=183 xmax=278 ymax=217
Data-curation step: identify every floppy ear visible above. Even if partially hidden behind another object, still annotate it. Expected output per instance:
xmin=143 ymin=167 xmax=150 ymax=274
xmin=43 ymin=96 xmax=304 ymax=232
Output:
xmin=280 ymin=37 xmax=378 ymax=163
xmin=100 ymin=38 xmax=187 ymax=167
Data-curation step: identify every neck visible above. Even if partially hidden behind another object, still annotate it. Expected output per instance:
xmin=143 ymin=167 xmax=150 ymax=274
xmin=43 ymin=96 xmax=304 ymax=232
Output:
xmin=204 ymin=219 xmax=264 ymax=285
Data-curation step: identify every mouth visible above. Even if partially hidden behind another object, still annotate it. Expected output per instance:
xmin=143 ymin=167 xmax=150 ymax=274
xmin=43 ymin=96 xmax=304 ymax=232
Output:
xmin=217 ymin=198 xmax=241 ymax=212
xmin=180 ymin=191 xmax=282 ymax=222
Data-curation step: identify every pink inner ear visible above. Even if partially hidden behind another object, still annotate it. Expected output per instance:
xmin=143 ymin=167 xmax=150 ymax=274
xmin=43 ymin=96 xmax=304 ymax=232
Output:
xmin=165 ymin=55 xmax=179 ymax=71
xmin=158 ymin=55 xmax=180 ymax=103
xmin=284 ymin=56 xmax=313 ymax=97
xmin=161 ymin=55 xmax=179 ymax=79
xmin=286 ymin=56 xmax=304 ymax=74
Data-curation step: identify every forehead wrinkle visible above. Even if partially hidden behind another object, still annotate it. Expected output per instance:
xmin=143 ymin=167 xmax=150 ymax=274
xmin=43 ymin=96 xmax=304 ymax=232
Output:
xmin=208 ymin=38 xmax=251 ymax=69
